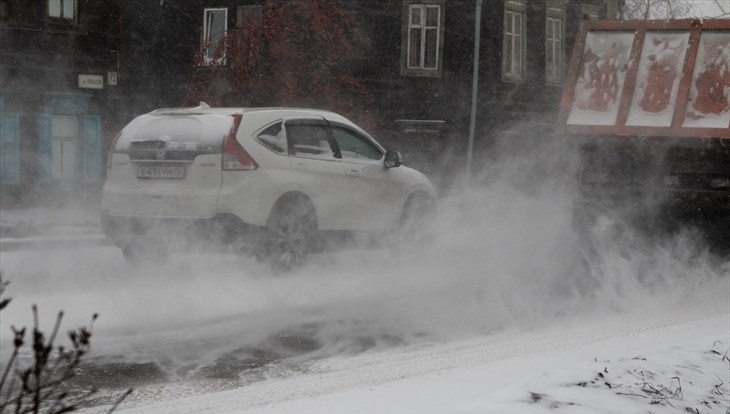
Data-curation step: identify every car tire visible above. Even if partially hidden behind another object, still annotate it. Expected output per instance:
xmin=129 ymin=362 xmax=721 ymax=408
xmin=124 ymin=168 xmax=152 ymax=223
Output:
xmin=397 ymin=192 xmax=436 ymax=243
xmin=121 ymin=237 xmax=169 ymax=267
xmin=264 ymin=198 xmax=316 ymax=271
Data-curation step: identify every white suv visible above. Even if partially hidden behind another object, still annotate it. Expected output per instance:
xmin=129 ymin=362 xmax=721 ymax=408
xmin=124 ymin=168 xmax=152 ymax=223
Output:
xmin=102 ymin=104 xmax=436 ymax=268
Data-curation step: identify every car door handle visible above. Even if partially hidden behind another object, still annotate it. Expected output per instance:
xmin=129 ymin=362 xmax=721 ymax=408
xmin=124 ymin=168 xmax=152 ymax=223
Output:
xmin=346 ymin=169 xmax=360 ymax=176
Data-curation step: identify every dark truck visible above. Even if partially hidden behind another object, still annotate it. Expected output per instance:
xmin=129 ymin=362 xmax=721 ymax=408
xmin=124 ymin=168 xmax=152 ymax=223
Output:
xmin=558 ymin=19 xmax=729 ymax=252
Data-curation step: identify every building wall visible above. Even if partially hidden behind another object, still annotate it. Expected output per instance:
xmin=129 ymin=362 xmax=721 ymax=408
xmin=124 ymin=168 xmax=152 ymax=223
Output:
xmin=0 ymin=0 xmax=620 ymax=203
xmin=0 ymin=0 xmax=122 ymax=204
xmin=119 ymin=1 xmax=200 ymax=118
xmin=346 ymin=0 xmax=619 ymax=176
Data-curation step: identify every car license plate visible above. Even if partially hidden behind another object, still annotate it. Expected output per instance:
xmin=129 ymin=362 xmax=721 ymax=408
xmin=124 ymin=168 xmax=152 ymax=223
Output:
xmin=137 ymin=165 xmax=185 ymax=179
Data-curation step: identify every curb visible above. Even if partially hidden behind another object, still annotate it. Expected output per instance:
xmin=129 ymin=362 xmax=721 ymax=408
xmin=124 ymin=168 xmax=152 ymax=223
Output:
xmin=0 ymin=235 xmax=113 ymax=252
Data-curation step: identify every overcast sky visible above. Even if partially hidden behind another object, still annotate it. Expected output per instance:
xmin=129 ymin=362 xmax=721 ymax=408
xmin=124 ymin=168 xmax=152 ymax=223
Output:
xmin=690 ymin=0 xmax=729 ymax=18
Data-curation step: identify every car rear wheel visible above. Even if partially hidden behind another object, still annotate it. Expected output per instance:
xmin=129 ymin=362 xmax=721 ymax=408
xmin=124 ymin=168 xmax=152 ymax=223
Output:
xmin=264 ymin=199 xmax=316 ymax=271
xmin=121 ymin=237 xmax=169 ymax=266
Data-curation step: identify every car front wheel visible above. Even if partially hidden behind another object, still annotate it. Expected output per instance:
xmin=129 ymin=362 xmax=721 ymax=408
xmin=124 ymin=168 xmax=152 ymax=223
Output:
xmin=398 ymin=193 xmax=436 ymax=243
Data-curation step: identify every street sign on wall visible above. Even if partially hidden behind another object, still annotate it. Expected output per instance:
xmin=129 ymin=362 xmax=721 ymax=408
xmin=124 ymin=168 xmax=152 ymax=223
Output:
xmin=78 ymin=74 xmax=104 ymax=89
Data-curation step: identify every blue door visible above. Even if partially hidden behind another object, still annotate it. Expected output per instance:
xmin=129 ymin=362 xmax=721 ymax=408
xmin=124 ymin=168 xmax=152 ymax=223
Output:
xmin=36 ymin=94 xmax=103 ymax=184
xmin=0 ymin=112 xmax=21 ymax=185
xmin=81 ymin=114 xmax=102 ymax=182
xmin=37 ymin=112 xmax=52 ymax=182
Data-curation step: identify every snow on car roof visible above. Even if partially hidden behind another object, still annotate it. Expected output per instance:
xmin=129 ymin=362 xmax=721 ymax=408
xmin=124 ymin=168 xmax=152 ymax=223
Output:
xmin=149 ymin=104 xmax=343 ymax=120
xmin=114 ymin=105 xmax=359 ymax=149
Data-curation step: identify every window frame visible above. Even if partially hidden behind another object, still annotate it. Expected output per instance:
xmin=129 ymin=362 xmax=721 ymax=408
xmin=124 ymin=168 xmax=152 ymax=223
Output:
xmin=284 ymin=119 xmax=341 ymax=161
xmin=400 ymin=0 xmax=445 ymax=78
xmin=502 ymin=1 xmax=527 ymax=83
xmin=545 ymin=1 xmax=566 ymax=85
xmin=255 ymin=121 xmax=288 ymax=155
xmin=202 ymin=7 xmax=228 ymax=66
xmin=48 ymin=0 xmax=75 ymax=21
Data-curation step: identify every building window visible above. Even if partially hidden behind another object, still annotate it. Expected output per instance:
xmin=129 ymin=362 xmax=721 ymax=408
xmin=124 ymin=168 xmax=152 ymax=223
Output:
xmin=503 ymin=1 xmax=526 ymax=82
xmin=407 ymin=4 xmax=440 ymax=70
xmin=401 ymin=1 xmax=444 ymax=77
xmin=1 ymin=0 xmax=13 ymax=21
xmin=545 ymin=17 xmax=564 ymax=84
xmin=202 ymin=8 xmax=228 ymax=65
xmin=48 ymin=0 xmax=74 ymax=20
xmin=546 ymin=1 xmax=566 ymax=84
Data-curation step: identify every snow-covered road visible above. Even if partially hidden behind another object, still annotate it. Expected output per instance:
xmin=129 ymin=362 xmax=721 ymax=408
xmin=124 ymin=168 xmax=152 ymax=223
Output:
xmin=2 ymin=236 xmax=727 ymax=414
xmin=109 ymin=312 xmax=729 ymax=414
xmin=2 ymin=183 xmax=728 ymax=413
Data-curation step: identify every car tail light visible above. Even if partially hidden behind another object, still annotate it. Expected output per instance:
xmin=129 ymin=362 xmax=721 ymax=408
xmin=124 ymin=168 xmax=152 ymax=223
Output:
xmin=222 ymin=114 xmax=258 ymax=171
xmin=107 ymin=131 xmax=122 ymax=169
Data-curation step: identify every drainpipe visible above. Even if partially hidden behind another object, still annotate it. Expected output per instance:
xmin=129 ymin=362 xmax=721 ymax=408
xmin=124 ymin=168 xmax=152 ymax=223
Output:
xmin=466 ymin=0 xmax=483 ymax=186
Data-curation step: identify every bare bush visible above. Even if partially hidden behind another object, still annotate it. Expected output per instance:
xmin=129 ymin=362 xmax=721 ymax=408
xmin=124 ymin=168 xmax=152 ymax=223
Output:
xmin=622 ymin=0 xmax=695 ymax=19
xmin=0 ymin=272 xmax=131 ymax=414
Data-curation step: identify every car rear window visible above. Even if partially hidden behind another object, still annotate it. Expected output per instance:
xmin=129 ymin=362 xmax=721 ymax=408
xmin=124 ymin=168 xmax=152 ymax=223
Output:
xmin=119 ymin=115 xmax=232 ymax=151
xmin=257 ymin=122 xmax=287 ymax=154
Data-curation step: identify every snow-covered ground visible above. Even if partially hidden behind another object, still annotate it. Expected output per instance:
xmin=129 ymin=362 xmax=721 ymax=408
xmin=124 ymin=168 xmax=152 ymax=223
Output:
xmin=0 ymin=202 xmax=101 ymax=238
xmin=1 ymin=191 xmax=727 ymax=414
xmin=109 ymin=314 xmax=729 ymax=414
xmin=1 ymin=137 xmax=728 ymax=413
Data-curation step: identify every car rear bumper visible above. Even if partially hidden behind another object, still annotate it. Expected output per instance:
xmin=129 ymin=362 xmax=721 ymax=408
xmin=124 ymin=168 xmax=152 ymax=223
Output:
xmin=101 ymin=211 xmax=267 ymax=254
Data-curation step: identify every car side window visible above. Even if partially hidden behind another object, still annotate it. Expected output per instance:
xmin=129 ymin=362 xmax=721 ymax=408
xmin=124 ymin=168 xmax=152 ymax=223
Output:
xmin=332 ymin=126 xmax=382 ymax=160
xmin=256 ymin=122 xmax=287 ymax=154
xmin=286 ymin=122 xmax=336 ymax=159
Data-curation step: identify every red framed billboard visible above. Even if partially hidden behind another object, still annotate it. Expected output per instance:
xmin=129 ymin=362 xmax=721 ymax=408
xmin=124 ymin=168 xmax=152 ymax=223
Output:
xmin=558 ymin=19 xmax=730 ymax=139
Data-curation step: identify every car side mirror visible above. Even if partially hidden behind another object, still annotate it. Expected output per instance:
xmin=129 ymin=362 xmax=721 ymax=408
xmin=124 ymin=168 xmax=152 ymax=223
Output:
xmin=384 ymin=150 xmax=402 ymax=168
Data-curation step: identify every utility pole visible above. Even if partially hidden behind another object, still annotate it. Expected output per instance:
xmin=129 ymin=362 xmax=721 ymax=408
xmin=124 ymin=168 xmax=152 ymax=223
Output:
xmin=466 ymin=0 xmax=483 ymax=187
